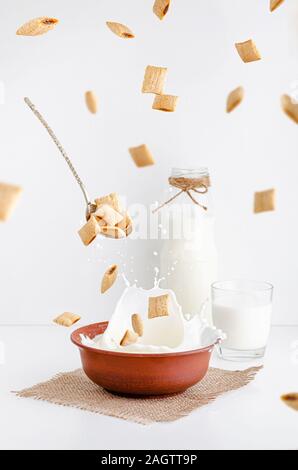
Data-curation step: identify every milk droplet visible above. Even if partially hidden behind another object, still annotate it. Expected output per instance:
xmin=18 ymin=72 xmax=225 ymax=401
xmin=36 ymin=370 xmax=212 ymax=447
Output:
xmin=153 ymin=267 xmax=159 ymax=287
xmin=156 ymin=276 xmax=165 ymax=287
xmin=121 ymin=273 xmax=130 ymax=287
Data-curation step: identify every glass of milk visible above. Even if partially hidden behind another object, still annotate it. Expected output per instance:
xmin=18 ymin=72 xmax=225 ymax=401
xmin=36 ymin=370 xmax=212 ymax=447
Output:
xmin=212 ymin=280 xmax=273 ymax=360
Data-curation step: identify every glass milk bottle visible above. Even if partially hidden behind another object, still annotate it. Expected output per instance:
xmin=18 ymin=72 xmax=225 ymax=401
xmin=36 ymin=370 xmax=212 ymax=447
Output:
xmin=158 ymin=168 xmax=218 ymax=325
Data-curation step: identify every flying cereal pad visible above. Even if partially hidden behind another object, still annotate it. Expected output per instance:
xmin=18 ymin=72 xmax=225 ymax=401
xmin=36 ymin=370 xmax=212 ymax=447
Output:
xmin=226 ymin=87 xmax=244 ymax=113
xmin=235 ymin=39 xmax=261 ymax=63
xmin=101 ymin=264 xmax=118 ymax=294
xmin=129 ymin=144 xmax=155 ymax=167
xmin=153 ymin=0 xmax=171 ymax=20
xmin=142 ymin=66 xmax=167 ymax=95
xmin=85 ymin=91 xmax=98 ymax=114
xmin=270 ymin=0 xmax=285 ymax=12
xmin=16 ymin=17 xmax=59 ymax=36
xmin=281 ymin=393 xmax=298 ymax=411
xmin=78 ymin=216 xmax=100 ymax=245
xmin=148 ymin=294 xmax=170 ymax=319
xmin=53 ymin=312 xmax=81 ymax=327
xmin=0 ymin=182 xmax=22 ymax=221
xmin=281 ymin=95 xmax=298 ymax=124
xmin=254 ymin=189 xmax=276 ymax=214
xmin=152 ymin=94 xmax=178 ymax=112
xmin=106 ymin=22 xmax=135 ymax=39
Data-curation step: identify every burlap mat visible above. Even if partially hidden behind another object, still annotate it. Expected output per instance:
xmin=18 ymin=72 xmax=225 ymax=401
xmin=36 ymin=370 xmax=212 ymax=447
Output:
xmin=15 ymin=366 xmax=262 ymax=425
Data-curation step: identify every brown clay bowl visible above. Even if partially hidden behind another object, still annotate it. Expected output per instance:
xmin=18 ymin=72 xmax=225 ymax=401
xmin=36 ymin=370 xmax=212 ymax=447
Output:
xmin=71 ymin=322 xmax=217 ymax=396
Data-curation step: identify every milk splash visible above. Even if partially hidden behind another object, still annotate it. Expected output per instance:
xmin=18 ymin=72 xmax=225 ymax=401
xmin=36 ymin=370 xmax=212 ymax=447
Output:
xmin=153 ymin=266 xmax=165 ymax=288
xmin=80 ymin=274 xmax=225 ymax=354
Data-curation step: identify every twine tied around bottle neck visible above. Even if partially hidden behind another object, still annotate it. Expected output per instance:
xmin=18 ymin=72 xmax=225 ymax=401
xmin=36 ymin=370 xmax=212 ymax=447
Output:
xmin=152 ymin=176 xmax=210 ymax=213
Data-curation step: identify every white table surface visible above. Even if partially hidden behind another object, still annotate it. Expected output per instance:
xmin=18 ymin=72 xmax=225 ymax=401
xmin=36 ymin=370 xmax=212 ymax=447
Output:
xmin=0 ymin=325 xmax=297 ymax=450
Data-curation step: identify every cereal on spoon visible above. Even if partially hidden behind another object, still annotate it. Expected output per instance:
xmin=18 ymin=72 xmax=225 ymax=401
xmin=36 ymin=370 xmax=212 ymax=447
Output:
xmin=78 ymin=192 xmax=133 ymax=245
xmin=23 ymin=99 xmax=133 ymax=244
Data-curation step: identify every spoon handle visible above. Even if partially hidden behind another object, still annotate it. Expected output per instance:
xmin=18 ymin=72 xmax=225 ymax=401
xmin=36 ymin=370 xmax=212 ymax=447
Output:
xmin=24 ymin=97 xmax=91 ymax=206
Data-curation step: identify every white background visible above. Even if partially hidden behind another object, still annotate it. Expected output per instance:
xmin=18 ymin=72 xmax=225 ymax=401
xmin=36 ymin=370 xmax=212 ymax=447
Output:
xmin=0 ymin=0 xmax=298 ymax=325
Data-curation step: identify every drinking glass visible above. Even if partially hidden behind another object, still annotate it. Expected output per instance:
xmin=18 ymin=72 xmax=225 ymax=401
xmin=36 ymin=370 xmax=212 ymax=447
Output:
xmin=211 ymin=280 xmax=273 ymax=361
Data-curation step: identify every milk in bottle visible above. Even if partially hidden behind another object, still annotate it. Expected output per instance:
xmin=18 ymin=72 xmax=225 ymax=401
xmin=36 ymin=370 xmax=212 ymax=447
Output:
xmin=159 ymin=168 xmax=218 ymax=325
